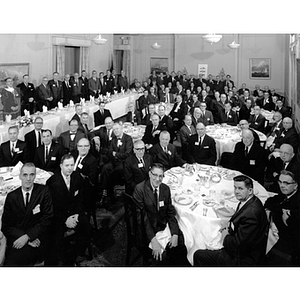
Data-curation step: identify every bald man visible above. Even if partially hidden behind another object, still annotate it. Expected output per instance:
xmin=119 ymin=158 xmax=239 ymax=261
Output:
xmin=233 ymin=129 xmax=266 ymax=184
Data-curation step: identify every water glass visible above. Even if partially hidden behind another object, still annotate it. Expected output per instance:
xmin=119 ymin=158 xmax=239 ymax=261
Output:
xmin=209 ymin=189 xmax=216 ymax=200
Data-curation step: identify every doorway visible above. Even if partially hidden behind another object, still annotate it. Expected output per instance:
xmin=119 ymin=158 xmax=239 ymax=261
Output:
xmin=65 ymin=46 xmax=80 ymax=75
xmin=114 ymin=49 xmax=130 ymax=80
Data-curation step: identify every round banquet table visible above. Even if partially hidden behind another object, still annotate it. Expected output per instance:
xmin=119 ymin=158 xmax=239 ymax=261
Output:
xmin=122 ymin=122 xmax=146 ymax=142
xmin=0 ymin=166 xmax=52 ymax=266
xmin=205 ymin=124 xmax=267 ymax=162
xmin=163 ymin=164 xmax=269 ymax=265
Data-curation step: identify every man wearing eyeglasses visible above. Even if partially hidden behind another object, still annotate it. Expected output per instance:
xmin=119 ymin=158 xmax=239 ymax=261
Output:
xmin=264 ymin=170 xmax=300 ymax=265
xmin=124 ymin=140 xmax=153 ymax=195
xmin=133 ymin=163 xmax=189 ymax=266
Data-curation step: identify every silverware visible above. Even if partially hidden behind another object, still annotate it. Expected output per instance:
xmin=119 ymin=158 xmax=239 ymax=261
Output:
xmin=189 ymin=201 xmax=198 ymax=211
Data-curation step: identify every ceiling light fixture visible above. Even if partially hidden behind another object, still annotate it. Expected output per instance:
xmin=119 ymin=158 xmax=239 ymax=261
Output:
xmin=92 ymin=34 xmax=107 ymax=45
xmin=202 ymin=34 xmax=222 ymax=44
xmin=228 ymin=40 xmax=240 ymax=49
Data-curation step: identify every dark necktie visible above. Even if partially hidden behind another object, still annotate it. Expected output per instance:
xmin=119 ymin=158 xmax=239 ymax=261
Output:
xmin=11 ymin=142 xmax=15 ymax=156
xmin=139 ymin=158 xmax=144 ymax=167
xmin=38 ymin=131 xmax=41 ymax=147
xmin=245 ymin=147 xmax=248 ymax=157
xmin=154 ymin=188 xmax=159 ymax=210
xmin=25 ymin=192 xmax=30 ymax=207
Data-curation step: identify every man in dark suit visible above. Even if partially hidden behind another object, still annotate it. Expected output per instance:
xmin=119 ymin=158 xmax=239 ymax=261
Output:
xmin=148 ymin=86 xmax=159 ymax=104
xmin=93 ymin=101 xmax=112 ymax=127
xmin=186 ymin=122 xmax=217 ymax=166
xmin=34 ymin=129 xmax=65 ymax=174
xmin=117 ymin=69 xmax=129 ymax=92
xmin=24 ymin=116 xmax=43 ymax=162
xmin=88 ymin=70 xmax=101 ymax=98
xmin=220 ymin=102 xmax=238 ymax=126
xmin=158 ymin=104 xmax=174 ymax=141
xmin=124 ymin=140 xmax=153 ymax=195
xmin=71 ymin=138 xmax=98 ymax=216
xmin=36 ymin=77 xmax=53 ymax=111
xmin=2 ymin=163 xmax=53 ymax=266
xmin=142 ymin=113 xmax=163 ymax=150
xmin=104 ymin=69 xmax=115 ymax=94
xmin=238 ymin=83 xmax=250 ymax=96
xmin=78 ymin=112 xmax=92 ymax=138
xmin=267 ymin=111 xmax=283 ymax=138
xmin=239 ymin=99 xmax=253 ymax=122
xmin=142 ymin=103 xmax=155 ymax=126
xmin=62 ymin=74 xmax=72 ymax=106
xmin=198 ymin=102 xmax=214 ymax=126
xmin=98 ymin=72 xmax=107 ymax=96
xmin=58 ymin=119 xmax=86 ymax=153
xmin=0 ymin=126 xmax=29 ymax=167
xmin=169 ymin=94 xmax=188 ymax=133
xmin=125 ymin=101 xmax=142 ymax=125
xmin=48 ymin=72 xmax=63 ymax=108
xmin=179 ymin=114 xmax=197 ymax=160
xmin=274 ymin=98 xmax=289 ymax=118
xmin=100 ymin=122 xmax=133 ymax=202
xmin=238 ymin=120 xmax=260 ymax=144
xmin=264 ymin=170 xmax=300 ymax=265
xmin=232 ymin=129 xmax=266 ymax=184
xmin=149 ymin=131 xmax=186 ymax=170
xmin=79 ymin=70 xmax=89 ymax=100
xmin=248 ymin=105 xmax=266 ymax=133
xmin=17 ymin=74 xmax=36 ymax=115
xmin=194 ymin=175 xmax=268 ymax=266
xmin=137 ymin=90 xmax=151 ymax=118
xmin=70 ymin=103 xmax=83 ymax=125
xmin=70 ymin=72 xmax=82 ymax=103
xmin=133 ymin=163 xmax=189 ymax=266
xmin=256 ymin=91 xmax=275 ymax=111
xmin=46 ymin=154 xmax=91 ymax=266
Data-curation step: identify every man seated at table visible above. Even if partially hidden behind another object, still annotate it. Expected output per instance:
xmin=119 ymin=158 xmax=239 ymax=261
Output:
xmin=71 ymin=138 xmax=98 ymax=217
xmin=124 ymin=140 xmax=153 ymax=195
xmin=24 ymin=116 xmax=44 ymax=162
xmin=34 ymin=129 xmax=65 ymax=174
xmin=138 ymin=90 xmax=151 ymax=118
xmin=133 ymin=163 xmax=190 ymax=266
xmin=169 ymin=94 xmax=187 ymax=133
xmin=266 ymin=143 xmax=300 ymax=192
xmin=0 ymin=125 xmax=29 ymax=167
xmin=238 ymin=119 xmax=260 ymax=144
xmin=274 ymin=98 xmax=289 ymax=118
xmin=198 ymin=102 xmax=214 ymax=126
xmin=78 ymin=112 xmax=92 ymax=137
xmin=232 ymin=129 xmax=266 ymax=185
xmin=248 ymin=105 xmax=266 ymax=133
xmin=158 ymin=104 xmax=174 ymax=141
xmin=267 ymin=111 xmax=283 ymax=137
xmin=220 ymin=102 xmax=238 ymax=126
xmin=179 ymin=114 xmax=197 ymax=160
xmin=193 ymin=175 xmax=268 ymax=266
xmin=93 ymin=100 xmax=112 ymax=127
xmin=186 ymin=122 xmax=217 ymax=166
xmin=46 ymin=154 xmax=91 ymax=266
xmin=149 ymin=131 xmax=186 ymax=170
xmin=264 ymin=170 xmax=300 ymax=265
xmin=142 ymin=103 xmax=155 ymax=126
xmin=99 ymin=122 xmax=133 ymax=203
xmin=239 ymin=98 xmax=253 ymax=122
xmin=70 ymin=103 xmax=83 ymax=125
xmin=125 ymin=101 xmax=142 ymax=125
xmin=270 ymin=117 xmax=299 ymax=154
xmin=142 ymin=113 xmax=164 ymax=151
xmin=1 ymin=163 xmax=53 ymax=266
xmin=58 ymin=119 xmax=86 ymax=154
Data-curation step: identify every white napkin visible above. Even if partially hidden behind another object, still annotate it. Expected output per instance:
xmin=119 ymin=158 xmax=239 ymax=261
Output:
xmin=266 ymin=135 xmax=275 ymax=148
xmin=69 ymin=100 xmax=74 ymax=107
xmin=266 ymin=221 xmax=279 ymax=254
xmin=24 ymin=109 xmax=28 ymax=117
xmin=5 ymin=115 xmax=12 ymax=123
xmin=80 ymin=98 xmax=85 ymax=105
xmin=10 ymin=161 xmax=23 ymax=176
xmin=89 ymin=95 xmax=95 ymax=102
xmin=42 ymin=105 xmax=48 ymax=113
xmin=149 ymin=224 xmax=172 ymax=253
xmin=58 ymin=102 xmax=63 ymax=109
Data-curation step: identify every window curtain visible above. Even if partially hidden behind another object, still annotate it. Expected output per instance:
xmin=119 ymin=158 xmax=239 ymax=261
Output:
xmin=55 ymin=45 xmax=65 ymax=75
xmin=80 ymin=47 xmax=89 ymax=75
xmin=122 ymin=50 xmax=130 ymax=81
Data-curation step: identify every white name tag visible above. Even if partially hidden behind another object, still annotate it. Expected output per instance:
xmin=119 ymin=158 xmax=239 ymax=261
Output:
xmin=138 ymin=163 xmax=143 ymax=168
xmin=159 ymin=201 xmax=164 ymax=207
xmin=15 ymin=148 xmax=20 ymax=152
xmin=51 ymin=157 xmax=56 ymax=161
xmin=167 ymin=150 xmax=172 ymax=155
xmin=228 ymin=115 xmax=232 ymax=118
xmin=75 ymin=190 xmax=79 ymax=196
xmin=32 ymin=204 xmax=40 ymax=215
xmin=195 ymin=142 xmax=199 ymax=146
xmin=207 ymin=118 xmax=210 ymax=121
xmin=78 ymin=163 xmax=83 ymax=169
xmin=255 ymin=122 xmax=258 ymax=125
xmin=204 ymin=146 xmax=209 ymax=149
xmin=250 ymin=160 xmax=255 ymax=165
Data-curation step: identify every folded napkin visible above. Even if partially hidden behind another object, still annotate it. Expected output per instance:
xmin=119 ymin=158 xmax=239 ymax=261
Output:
xmin=5 ymin=115 xmax=12 ymax=123
xmin=57 ymin=102 xmax=63 ymax=109
xmin=90 ymin=95 xmax=95 ymax=101
xmin=266 ymin=221 xmax=279 ymax=254
xmin=11 ymin=161 xmax=23 ymax=176
xmin=149 ymin=224 xmax=172 ymax=254
xmin=69 ymin=100 xmax=74 ymax=107
xmin=42 ymin=105 xmax=48 ymax=113
xmin=213 ymin=204 xmax=235 ymax=218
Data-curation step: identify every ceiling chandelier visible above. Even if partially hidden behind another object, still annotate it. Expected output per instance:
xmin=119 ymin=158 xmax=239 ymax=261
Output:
xmin=151 ymin=42 xmax=161 ymax=49
xmin=92 ymin=34 xmax=107 ymax=45
xmin=228 ymin=40 xmax=240 ymax=49
xmin=202 ymin=34 xmax=222 ymax=44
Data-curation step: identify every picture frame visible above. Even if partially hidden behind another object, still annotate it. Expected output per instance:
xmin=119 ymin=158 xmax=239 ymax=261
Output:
xmin=250 ymin=58 xmax=270 ymax=79
xmin=150 ymin=57 xmax=168 ymax=74
xmin=0 ymin=63 xmax=29 ymax=87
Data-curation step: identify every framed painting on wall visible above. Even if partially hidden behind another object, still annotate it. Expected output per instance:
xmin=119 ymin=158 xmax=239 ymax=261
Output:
xmin=150 ymin=58 xmax=168 ymax=74
xmin=0 ymin=63 xmax=29 ymax=87
xmin=250 ymin=58 xmax=270 ymax=79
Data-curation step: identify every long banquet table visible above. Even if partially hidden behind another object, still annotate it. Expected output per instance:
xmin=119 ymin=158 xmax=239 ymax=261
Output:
xmin=163 ymin=164 xmax=269 ymax=265
xmin=0 ymin=92 xmax=140 ymax=143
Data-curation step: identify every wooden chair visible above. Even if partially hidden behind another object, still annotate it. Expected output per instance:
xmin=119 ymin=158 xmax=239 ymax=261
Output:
xmin=123 ymin=192 xmax=150 ymax=266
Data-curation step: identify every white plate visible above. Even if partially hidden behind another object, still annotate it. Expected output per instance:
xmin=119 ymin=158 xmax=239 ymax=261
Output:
xmin=202 ymin=197 xmax=216 ymax=207
xmin=174 ymin=195 xmax=193 ymax=205
xmin=171 ymin=167 xmax=183 ymax=174
xmin=0 ymin=167 xmax=7 ymax=174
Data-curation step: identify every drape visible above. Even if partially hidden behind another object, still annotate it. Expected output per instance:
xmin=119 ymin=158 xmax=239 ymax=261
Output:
xmin=123 ymin=50 xmax=130 ymax=81
xmin=55 ymin=45 xmax=65 ymax=75
xmin=80 ymin=47 xmax=89 ymax=75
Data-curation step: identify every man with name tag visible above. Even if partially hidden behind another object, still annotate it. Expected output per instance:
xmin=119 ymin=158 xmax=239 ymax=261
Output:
xmin=179 ymin=114 xmax=196 ymax=160
xmin=133 ymin=163 xmax=190 ymax=266
xmin=34 ymin=129 xmax=65 ymax=174
xmin=149 ymin=131 xmax=186 ymax=170
xmin=186 ymin=122 xmax=217 ymax=166
xmin=142 ymin=113 xmax=164 ymax=150
xmin=1 ymin=163 xmax=53 ymax=266
xmin=24 ymin=116 xmax=44 ymax=162
xmin=193 ymin=175 xmax=268 ymax=266
xmin=46 ymin=154 xmax=91 ymax=266
xmin=232 ymin=129 xmax=266 ymax=185
xmin=124 ymin=140 xmax=153 ymax=195
xmin=0 ymin=125 xmax=29 ymax=167
xmin=198 ymin=102 xmax=214 ymax=126
xmin=248 ymin=105 xmax=266 ymax=133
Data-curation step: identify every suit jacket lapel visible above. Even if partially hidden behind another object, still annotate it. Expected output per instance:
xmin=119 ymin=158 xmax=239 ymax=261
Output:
xmin=145 ymin=180 xmax=157 ymax=210
xmin=230 ymin=196 xmax=255 ymax=221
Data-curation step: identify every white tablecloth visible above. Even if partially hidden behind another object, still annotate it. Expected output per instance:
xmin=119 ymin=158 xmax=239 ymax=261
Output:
xmin=163 ymin=164 xmax=269 ymax=265
xmin=122 ymin=123 xmax=146 ymax=142
xmin=206 ymin=124 xmax=267 ymax=161
xmin=0 ymin=92 xmax=139 ymax=143
xmin=0 ymin=167 xmax=52 ymax=265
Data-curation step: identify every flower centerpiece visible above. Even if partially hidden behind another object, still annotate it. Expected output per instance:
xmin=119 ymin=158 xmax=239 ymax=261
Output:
xmin=16 ymin=115 xmax=34 ymax=128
